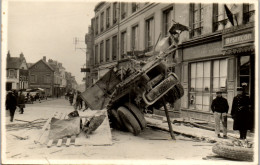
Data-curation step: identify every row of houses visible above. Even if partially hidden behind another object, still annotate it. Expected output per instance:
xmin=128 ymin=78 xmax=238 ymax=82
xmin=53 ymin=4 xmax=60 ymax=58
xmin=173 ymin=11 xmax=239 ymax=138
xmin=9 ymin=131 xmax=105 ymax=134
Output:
xmin=84 ymin=2 xmax=255 ymax=122
xmin=6 ymin=52 xmax=78 ymax=97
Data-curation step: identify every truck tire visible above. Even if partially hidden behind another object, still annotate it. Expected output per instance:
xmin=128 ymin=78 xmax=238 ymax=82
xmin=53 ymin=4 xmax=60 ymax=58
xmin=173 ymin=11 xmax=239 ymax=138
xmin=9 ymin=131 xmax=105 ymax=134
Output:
xmin=124 ymin=102 xmax=147 ymax=130
xmin=110 ymin=109 xmax=125 ymax=130
xmin=117 ymin=106 xmax=141 ymax=136
xmin=212 ymin=143 xmax=254 ymax=161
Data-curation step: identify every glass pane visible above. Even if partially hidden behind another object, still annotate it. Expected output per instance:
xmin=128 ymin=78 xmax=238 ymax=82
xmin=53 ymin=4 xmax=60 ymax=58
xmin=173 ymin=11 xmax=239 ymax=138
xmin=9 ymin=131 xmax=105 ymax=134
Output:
xmin=240 ymin=56 xmax=250 ymax=75
xmin=196 ymin=62 xmax=203 ymax=77
xmin=196 ymin=77 xmax=203 ymax=91
xmin=220 ymin=59 xmax=227 ymax=77
xmin=203 ymin=95 xmax=209 ymax=105
xmin=196 ymin=94 xmax=202 ymax=104
xmin=213 ymin=60 xmax=219 ymax=77
xmin=191 ymin=63 xmax=196 ymax=78
xmin=191 ymin=78 xmax=195 ymax=91
xmin=249 ymin=4 xmax=254 ymax=11
xmin=213 ymin=77 xmax=219 ymax=91
xmin=203 ymin=105 xmax=209 ymax=111
xmin=204 ymin=61 xmax=210 ymax=77
xmin=220 ymin=77 xmax=226 ymax=88
xmin=203 ymin=77 xmax=210 ymax=91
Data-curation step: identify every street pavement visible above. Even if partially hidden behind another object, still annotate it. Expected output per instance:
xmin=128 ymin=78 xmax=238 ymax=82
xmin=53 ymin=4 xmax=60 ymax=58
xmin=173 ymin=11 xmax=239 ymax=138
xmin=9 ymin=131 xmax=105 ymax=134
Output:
xmin=2 ymin=98 xmax=252 ymax=164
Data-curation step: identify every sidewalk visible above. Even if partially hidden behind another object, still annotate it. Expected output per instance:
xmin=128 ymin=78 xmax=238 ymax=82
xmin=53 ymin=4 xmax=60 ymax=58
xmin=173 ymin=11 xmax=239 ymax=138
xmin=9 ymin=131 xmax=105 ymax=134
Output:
xmin=145 ymin=114 xmax=254 ymax=144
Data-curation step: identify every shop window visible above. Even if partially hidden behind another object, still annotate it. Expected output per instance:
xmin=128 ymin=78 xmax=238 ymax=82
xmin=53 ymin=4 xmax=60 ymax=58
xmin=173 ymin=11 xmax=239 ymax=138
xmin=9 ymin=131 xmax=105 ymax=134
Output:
xmin=189 ymin=59 xmax=227 ymax=111
xmin=100 ymin=12 xmax=104 ymax=32
xmin=243 ymin=3 xmax=255 ymax=24
xmin=190 ymin=3 xmax=204 ymax=37
xmin=239 ymin=56 xmax=250 ymax=94
xmin=121 ymin=31 xmax=127 ymax=59
xmin=121 ymin=3 xmax=127 ymax=20
xmin=113 ymin=2 xmax=118 ymax=24
xmin=163 ymin=7 xmax=173 ymax=37
xmin=106 ymin=7 xmax=111 ymax=28
xmin=95 ymin=16 xmax=99 ymax=35
xmin=106 ymin=39 xmax=110 ymax=62
xmin=145 ymin=17 xmax=154 ymax=52
xmin=95 ymin=44 xmax=99 ymax=64
xmin=112 ymin=35 xmax=117 ymax=61
xmin=100 ymin=41 xmax=104 ymax=63
xmin=213 ymin=59 xmax=227 ymax=92
xmin=132 ymin=25 xmax=139 ymax=51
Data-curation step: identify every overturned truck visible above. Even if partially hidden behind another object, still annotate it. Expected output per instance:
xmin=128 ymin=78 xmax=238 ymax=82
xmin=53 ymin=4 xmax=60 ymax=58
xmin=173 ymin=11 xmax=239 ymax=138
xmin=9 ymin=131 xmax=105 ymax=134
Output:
xmin=81 ymin=23 xmax=189 ymax=137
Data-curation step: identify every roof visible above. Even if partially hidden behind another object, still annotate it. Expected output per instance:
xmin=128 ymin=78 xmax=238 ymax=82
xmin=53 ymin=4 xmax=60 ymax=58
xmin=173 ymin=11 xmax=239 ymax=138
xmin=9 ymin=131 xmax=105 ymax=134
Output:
xmin=7 ymin=57 xmax=21 ymax=69
xmin=94 ymin=2 xmax=105 ymax=12
xmin=27 ymin=63 xmax=34 ymax=68
xmin=29 ymin=59 xmax=54 ymax=71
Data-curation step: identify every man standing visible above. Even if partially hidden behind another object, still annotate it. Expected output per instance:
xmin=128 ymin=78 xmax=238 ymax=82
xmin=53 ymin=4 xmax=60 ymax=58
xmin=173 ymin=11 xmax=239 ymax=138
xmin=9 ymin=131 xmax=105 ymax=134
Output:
xmin=17 ymin=90 xmax=26 ymax=114
xmin=6 ymin=91 xmax=18 ymax=122
xmin=231 ymin=87 xmax=251 ymax=139
xmin=211 ymin=91 xmax=229 ymax=138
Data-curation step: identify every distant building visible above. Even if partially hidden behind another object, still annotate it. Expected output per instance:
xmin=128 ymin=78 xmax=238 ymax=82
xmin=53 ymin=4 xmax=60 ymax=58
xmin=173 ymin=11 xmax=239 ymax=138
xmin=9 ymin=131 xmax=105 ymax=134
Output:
xmin=6 ymin=51 xmax=29 ymax=91
xmin=28 ymin=56 xmax=55 ymax=96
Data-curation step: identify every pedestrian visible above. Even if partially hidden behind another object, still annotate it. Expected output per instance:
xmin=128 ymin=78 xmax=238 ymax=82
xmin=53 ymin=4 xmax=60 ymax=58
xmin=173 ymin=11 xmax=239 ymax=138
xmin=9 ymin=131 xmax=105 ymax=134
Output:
xmin=231 ymin=86 xmax=252 ymax=140
xmin=69 ymin=92 xmax=74 ymax=106
xmin=6 ymin=90 xmax=18 ymax=122
xmin=211 ymin=91 xmax=229 ymax=139
xmin=17 ymin=90 xmax=26 ymax=114
xmin=76 ymin=91 xmax=83 ymax=110
xmin=35 ymin=93 xmax=41 ymax=103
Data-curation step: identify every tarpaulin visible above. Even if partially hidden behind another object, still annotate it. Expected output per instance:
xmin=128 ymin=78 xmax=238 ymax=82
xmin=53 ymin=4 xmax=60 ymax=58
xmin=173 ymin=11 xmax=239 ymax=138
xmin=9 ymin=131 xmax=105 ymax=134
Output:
xmin=48 ymin=117 xmax=81 ymax=140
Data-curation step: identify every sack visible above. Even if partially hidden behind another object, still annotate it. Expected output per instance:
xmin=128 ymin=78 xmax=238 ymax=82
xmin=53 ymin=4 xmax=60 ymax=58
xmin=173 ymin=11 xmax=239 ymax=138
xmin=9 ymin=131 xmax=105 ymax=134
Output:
xmin=48 ymin=117 xmax=81 ymax=140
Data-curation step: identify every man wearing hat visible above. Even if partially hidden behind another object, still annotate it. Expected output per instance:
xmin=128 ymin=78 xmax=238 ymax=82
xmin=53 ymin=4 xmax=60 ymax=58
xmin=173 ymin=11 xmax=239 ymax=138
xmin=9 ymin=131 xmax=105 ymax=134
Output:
xmin=211 ymin=90 xmax=229 ymax=138
xmin=231 ymin=86 xmax=252 ymax=139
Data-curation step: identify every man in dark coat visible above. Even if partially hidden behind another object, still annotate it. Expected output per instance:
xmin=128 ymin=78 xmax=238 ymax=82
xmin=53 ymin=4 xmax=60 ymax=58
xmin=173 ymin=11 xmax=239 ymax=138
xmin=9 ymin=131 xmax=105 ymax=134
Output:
xmin=6 ymin=91 xmax=18 ymax=122
xmin=17 ymin=90 xmax=26 ymax=114
xmin=231 ymin=87 xmax=251 ymax=139
xmin=211 ymin=91 xmax=229 ymax=138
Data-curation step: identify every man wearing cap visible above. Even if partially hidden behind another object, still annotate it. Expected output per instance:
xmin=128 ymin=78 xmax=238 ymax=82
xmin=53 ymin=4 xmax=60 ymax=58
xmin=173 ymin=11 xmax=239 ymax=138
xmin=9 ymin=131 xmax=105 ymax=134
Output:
xmin=231 ymin=86 xmax=251 ymax=139
xmin=211 ymin=91 xmax=229 ymax=138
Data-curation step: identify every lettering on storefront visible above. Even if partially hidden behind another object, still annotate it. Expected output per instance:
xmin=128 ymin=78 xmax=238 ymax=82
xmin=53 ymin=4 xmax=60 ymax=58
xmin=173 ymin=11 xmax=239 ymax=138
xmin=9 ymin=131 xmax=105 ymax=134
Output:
xmin=183 ymin=41 xmax=222 ymax=60
xmin=224 ymin=33 xmax=253 ymax=46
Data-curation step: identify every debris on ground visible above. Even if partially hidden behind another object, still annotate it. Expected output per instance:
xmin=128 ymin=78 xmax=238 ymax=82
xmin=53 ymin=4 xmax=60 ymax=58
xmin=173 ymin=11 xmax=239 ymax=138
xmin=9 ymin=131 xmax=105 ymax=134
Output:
xmin=11 ymin=134 xmax=29 ymax=140
xmin=48 ymin=117 xmax=81 ymax=140
xmin=82 ymin=114 xmax=106 ymax=138
xmin=6 ymin=119 xmax=47 ymax=131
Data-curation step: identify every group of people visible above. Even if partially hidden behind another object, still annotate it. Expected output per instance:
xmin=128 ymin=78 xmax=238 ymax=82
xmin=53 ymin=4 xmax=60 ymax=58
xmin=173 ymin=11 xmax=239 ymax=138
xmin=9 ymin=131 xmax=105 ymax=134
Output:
xmin=211 ymin=83 xmax=253 ymax=140
xmin=6 ymin=90 xmax=26 ymax=122
xmin=66 ymin=91 xmax=88 ymax=111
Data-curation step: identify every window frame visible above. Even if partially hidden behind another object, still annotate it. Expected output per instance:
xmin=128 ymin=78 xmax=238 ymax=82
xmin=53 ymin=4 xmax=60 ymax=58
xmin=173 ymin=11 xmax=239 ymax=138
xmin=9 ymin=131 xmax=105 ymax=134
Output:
xmin=100 ymin=12 xmax=104 ymax=32
xmin=120 ymin=30 xmax=127 ymax=59
xmin=106 ymin=6 xmax=111 ymax=28
xmin=145 ymin=16 xmax=155 ymax=52
xmin=131 ymin=24 xmax=139 ymax=51
xmin=113 ymin=2 xmax=118 ymax=24
xmin=100 ymin=41 xmax=104 ymax=63
xmin=95 ymin=44 xmax=99 ymax=65
xmin=162 ymin=7 xmax=173 ymax=37
xmin=190 ymin=3 xmax=204 ymax=38
xmin=112 ymin=35 xmax=118 ymax=61
xmin=105 ymin=38 xmax=110 ymax=62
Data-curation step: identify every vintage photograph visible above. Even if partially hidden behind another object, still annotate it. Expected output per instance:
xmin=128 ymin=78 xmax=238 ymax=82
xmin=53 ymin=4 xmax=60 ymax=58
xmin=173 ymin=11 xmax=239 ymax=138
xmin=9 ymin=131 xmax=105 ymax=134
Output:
xmin=1 ymin=0 xmax=258 ymax=164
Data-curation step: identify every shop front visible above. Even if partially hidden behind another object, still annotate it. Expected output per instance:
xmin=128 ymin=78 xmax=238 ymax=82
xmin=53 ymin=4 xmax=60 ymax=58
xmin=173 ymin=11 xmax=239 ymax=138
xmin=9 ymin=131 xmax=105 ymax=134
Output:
xmin=180 ymin=23 xmax=255 ymax=123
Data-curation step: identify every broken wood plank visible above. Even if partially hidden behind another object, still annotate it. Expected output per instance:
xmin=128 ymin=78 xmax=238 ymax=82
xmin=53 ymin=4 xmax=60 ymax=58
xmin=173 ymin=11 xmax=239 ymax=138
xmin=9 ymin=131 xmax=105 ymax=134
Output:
xmin=47 ymin=140 xmax=53 ymax=148
xmin=66 ymin=138 xmax=71 ymax=147
xmin=36 ymin=111 xmax=58 ymax=143
xmin=57 ymin=139 xmax=62 ymax=147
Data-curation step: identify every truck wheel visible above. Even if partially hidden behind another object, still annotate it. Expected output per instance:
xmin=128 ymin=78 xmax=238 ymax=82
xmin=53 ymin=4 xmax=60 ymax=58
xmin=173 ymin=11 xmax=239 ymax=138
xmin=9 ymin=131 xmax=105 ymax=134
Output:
xmin=124 ymin=102 xmax=147 ymax=130
xmin=212 ymin=143 xmax=254 ymax=161
xmin=117 ymin=106 xmax=141 ymax=136
xmin=110 ymin=109 xmax=125 ymax=130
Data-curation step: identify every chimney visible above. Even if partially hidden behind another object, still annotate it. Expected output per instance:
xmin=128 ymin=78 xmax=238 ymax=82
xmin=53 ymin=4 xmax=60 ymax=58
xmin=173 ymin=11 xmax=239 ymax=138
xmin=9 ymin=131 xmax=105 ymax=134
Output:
xmin=7 ymin=51 xmax=11 ymax=59
xmin=43 ymin=56 xmax=46 ymax=62
xmin=20 ymin=52 xmax=24 ymax=58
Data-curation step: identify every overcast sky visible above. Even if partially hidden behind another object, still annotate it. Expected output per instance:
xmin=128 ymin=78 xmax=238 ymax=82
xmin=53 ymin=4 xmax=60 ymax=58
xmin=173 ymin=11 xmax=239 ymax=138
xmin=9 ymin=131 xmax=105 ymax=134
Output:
xmin=7 ymin=1 xmax=97 ymax=84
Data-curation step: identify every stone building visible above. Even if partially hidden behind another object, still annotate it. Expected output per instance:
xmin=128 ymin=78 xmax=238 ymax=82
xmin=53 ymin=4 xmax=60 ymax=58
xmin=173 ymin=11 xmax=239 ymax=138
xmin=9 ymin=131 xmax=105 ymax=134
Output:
xmin=87 ymin=2 xmax=255 ymax=122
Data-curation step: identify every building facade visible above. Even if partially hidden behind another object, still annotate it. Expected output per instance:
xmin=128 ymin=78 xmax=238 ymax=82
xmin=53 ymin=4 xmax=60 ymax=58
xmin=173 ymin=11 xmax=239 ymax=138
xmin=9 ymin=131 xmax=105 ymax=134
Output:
xmin=6 ymin=52 xmax=29 ymax=91
xmin=88 ymin=2 xmax=255 ymax=122
xmin=28 ymin=56 xmax=55 ymax=96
